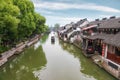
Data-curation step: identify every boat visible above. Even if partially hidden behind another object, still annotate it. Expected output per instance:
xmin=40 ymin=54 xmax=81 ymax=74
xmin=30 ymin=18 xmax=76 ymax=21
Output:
xmin=51 ymin=36 xmax=55 ymax=43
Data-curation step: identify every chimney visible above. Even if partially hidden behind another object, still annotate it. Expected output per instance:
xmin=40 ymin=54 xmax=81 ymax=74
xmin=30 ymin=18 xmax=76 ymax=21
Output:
xmin=110 ymin=16 xmax=116 ymax=19
xmin=95 ymin=19 xmax=99 ymax=21
xmin=102 ymin=17 xmax=107 ymax=20
xmin=83 ymin=18 xmax=87 ymax=21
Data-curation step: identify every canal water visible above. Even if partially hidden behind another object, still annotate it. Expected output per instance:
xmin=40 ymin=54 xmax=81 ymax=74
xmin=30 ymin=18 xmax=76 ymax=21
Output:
xmin=0 ymin=33 xmax=117 ymax=80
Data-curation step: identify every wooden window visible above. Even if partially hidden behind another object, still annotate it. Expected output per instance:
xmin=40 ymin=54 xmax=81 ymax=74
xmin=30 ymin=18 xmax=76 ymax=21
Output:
xmin=108 ymin=62 xmax=118 ymax=70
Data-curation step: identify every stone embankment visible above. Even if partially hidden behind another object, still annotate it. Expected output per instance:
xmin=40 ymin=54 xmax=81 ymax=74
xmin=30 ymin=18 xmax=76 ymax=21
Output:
xmin=0 ymin=35 xmax=40 ymax=67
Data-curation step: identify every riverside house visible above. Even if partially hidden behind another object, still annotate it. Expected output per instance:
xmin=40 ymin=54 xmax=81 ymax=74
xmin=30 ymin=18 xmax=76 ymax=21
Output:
xmin=58 ymin=18 xmax=88 ymax=43
xmin=81 ymin=19 xmax=103 ymax=57
xmin=67 ymin=18 xmax=88 ymax=43
xmin=58 ymin=16 xmax=120 ymax=79
xmin=86 ymin=16 xmax=120 ymax=79
xmin=99 ymin=17 xmax=120 ymax=79
xmin=82 ymin=17 xmax=119 ymax=57
xmin=58 ymin=22 xmax=74 ymax=42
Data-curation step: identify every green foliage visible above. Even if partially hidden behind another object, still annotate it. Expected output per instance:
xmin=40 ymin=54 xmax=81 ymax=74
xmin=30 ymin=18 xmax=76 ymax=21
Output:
xmin=53 ymin=23 xmax=60 ymax=31
xmin=54 ymin=23 xmax=60 ymax=28
xmin=0 ymin=0 xmax=20 ymax=45
xmin=14 ymin=0 xmax=34 ymax=15
xmin=0 ymin=0 xmax=47 ymax=53
xmin=2 ymin=15 xmax=20 ymax=40
xmin=33 ymin=13 xmax=48 ymax=34
xmin=18 ymin=13 xmax=35 ymax=38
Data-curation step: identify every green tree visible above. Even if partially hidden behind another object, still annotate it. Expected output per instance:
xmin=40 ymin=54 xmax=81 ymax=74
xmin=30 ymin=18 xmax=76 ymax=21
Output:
xmin=0 ymin=0 xmax=47 ymax=53
xmin=53 ymin=23 xmax=60 ymax=32
xmin=13 ymin=0 xmax=34 ymax=15
xmin=13 ymin=0 xmax=35 ymax=40
xmin=33 ymin=13 xmax=47 ymax=34
xmin=0 ymin=0 xmax=20 ymax=45
xmin=18 ymin=13 xmax=35 ymax=39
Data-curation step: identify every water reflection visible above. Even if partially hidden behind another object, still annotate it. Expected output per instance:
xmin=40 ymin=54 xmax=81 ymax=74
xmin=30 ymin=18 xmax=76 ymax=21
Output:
xmin=0 ymin=44 xmax=47 ymax=80
xmin=40 ymin=34 xmax=49 ymax=44
xmin=51 ymin=41 xmax=55 ymax=45
xmin=0 ymin=33 xmax=117 ymax=80
xmin=34 ymin=33 xmax=96 ymax=80
xmin=59 ymin=40 xmax=117 ymax=80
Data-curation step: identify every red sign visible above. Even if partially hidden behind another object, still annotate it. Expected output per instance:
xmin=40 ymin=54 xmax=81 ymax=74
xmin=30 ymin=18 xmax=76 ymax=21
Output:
xmin=102 ymin=43 xmax=106 ymax=57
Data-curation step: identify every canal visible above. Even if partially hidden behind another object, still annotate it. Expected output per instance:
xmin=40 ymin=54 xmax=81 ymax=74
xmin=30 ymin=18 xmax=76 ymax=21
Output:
xmin=0 ymin=33 xmax=117 ymax=80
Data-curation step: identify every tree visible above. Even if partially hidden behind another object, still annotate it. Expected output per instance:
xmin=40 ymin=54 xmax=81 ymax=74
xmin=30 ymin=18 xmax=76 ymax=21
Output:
xmin=0 ymin=0 xmax=20 ymax=45
xmin=18 ymin=13 xmax=35 ymax=39
xmin=13 ymin=0 xmax=34 ymax=15
xmin=0 ymin=0 xmax=47 ymax=53
xmin=53 ymin=23 xmax=60 ymax=32
xmin=33 ymin=13 xmax=47 ymax=34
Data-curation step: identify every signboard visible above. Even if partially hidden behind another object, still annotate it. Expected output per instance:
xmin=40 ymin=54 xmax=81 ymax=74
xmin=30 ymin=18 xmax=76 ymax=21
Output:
xmin=102 ymin=43 xmax=106 ymax=57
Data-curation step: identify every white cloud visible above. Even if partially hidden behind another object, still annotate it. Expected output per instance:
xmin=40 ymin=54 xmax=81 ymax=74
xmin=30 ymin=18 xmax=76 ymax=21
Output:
xmin=45 ymin=16 xmax=81 ymax=26
xmin=34 ymin=1 xmax=120 ymax=13
xmin=35 ymin=9 xmax=54 ymax=14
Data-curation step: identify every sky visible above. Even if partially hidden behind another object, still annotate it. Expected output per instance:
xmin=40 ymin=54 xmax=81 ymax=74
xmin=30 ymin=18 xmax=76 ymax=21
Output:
xmin=32 ymin=0 xmax=120 ymax=26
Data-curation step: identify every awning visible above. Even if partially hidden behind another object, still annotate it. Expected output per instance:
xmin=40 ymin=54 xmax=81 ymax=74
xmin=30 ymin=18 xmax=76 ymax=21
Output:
xmin=82 ymin=25 xmax=97 ymax=30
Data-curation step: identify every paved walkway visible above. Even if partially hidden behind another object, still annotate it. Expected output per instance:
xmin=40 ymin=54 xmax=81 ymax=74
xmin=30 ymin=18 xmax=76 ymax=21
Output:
xmin=91 ymin=54 xmax=103 ymax=67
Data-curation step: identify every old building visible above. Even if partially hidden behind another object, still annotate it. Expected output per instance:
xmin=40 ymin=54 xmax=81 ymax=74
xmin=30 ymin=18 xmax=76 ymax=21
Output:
xmin=87 ymin=16 xmax=120 ymax=79
xmin=101 ymin=17 xmax=120 ymax=79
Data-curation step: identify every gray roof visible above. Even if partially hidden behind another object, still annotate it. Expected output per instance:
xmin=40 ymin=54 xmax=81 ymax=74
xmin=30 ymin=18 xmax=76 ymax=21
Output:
xmin=98 ymin=17 xmax=120 ymax=29
xmin=75 ymin=18 xmax=88 ymax=26
xmin=104 ymin=32 xmax=120 ymax=47
xmin=82 ymin=17 xmax=120 ymax=29
xmin=87 ymin=33 xmax=114 ymax=40
xmin=81 ymin=20 xmax=104 ymax=29
xmin=65 ymin=18 xmax=88 ymax=33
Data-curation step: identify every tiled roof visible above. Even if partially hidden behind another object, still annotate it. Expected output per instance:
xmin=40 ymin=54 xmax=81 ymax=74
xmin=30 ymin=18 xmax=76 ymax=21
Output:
xmin=81 ymin=20 xmax=104 ymax=29
xmin=87 ymin=32 xmax=120 ymax=47
xmin=82 ymin=17 xmax=120 ymax=29
xmin=87 ymin=33 xmax=114 ymax=40
xmin=66 ymin=18 xmax=88 ymax=33
xmin=104 ymin=32 xmax=120 ymax=47
xmin=98 ymin=17 xmax=120 ymax=29
xmin=97 ymin=34 xmax=114 ymax=40
xmin=75 ymin=18 xmax=88 ymax=26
